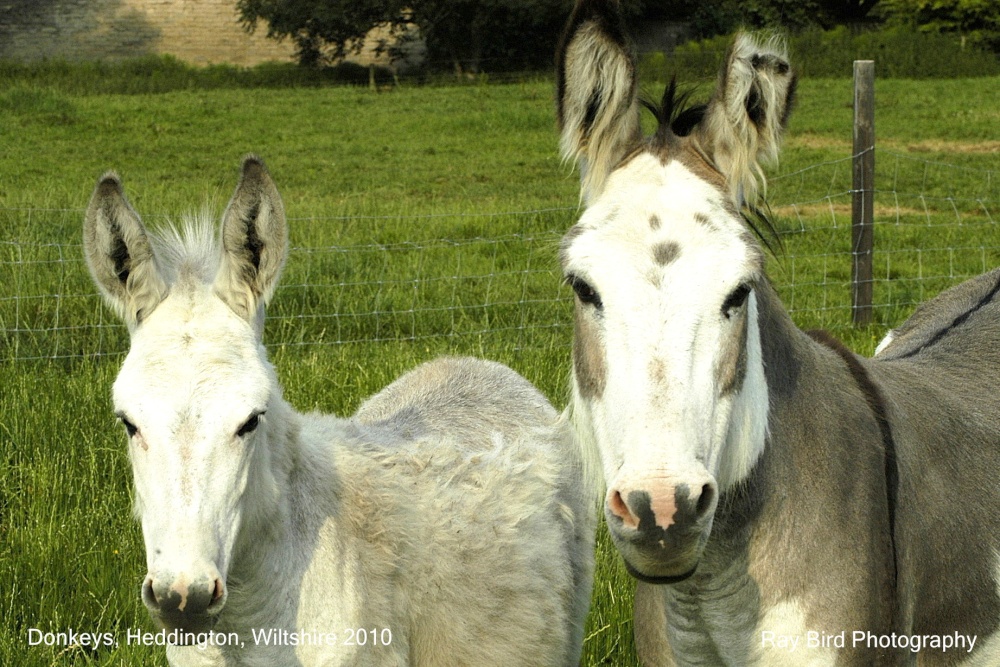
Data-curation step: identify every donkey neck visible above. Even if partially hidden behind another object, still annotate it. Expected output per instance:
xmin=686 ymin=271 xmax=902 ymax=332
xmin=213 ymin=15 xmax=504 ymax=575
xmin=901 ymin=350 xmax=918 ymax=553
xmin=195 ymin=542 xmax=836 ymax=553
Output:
xmin=220 ymin=397 xmax=356 ymax=640
xmin=753 ymin=279 xmax=896 ymax=534
xmin=727 ymin=280 xmax=896 ymax=546
xmin=705 ymin=279 xmax=897 ymax=635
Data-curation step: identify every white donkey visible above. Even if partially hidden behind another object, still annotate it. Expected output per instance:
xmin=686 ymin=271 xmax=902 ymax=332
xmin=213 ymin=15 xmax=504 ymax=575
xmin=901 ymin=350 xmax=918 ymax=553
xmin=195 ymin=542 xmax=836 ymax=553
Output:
xmin=83 ymin=156 xmax=595 ymax=666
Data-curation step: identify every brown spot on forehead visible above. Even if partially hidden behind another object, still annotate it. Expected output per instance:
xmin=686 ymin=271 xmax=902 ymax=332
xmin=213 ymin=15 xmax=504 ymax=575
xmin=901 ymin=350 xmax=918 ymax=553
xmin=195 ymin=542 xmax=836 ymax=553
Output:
xmin=649 ymin=214 xmax=662 ymax=230
xmin=649 ymin=357 xmax=666 ymax=384
xmin=573 ymin=308 xmax=606 ymax=400
xmin=693 ymin=212 xmax=715 ymax=228
xmin=652 ymin=241 xmax=681 ymax=266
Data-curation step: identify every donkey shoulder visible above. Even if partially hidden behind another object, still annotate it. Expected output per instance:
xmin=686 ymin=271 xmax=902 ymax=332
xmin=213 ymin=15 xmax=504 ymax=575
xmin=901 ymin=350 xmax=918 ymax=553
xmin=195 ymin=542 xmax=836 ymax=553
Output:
xmin=344 ymin=355 xmax=580 ymax=528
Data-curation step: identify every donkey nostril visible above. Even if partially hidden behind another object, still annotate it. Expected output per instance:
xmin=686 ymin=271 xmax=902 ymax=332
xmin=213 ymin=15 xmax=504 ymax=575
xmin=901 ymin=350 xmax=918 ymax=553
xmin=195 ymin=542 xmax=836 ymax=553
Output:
xmin=608 ymin=490 xmax=639 ymax=528
xmin=696 ymin=483 xmax=716 ymax=517
xmin=142 ymin=575 xmax=159 ymax=609
xmin=212 ymin=578 xmax=225 ymax=603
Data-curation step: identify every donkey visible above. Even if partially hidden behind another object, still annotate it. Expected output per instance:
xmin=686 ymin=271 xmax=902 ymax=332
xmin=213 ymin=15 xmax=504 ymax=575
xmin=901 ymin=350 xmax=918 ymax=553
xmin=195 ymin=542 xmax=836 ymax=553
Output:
xmin=555 ymin=1 xmax=1000 ymax=664
xmin=83 ymin=156 xmax=595 ymax=666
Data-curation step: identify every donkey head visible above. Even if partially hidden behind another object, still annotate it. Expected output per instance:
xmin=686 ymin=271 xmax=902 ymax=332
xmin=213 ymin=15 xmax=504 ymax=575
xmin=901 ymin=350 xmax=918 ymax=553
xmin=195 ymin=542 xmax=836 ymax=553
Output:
xmin=557 ymin=0 xmax=795 ymax=582
xmin=84 ymin=157 xmax=288 ymax=631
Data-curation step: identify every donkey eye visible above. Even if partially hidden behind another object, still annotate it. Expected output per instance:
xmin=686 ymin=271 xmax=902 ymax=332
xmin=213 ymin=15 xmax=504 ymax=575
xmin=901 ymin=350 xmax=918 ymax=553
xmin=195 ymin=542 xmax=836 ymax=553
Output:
xmin=237 ymin=412 xmax=264 ymax=438
xmin=567 ymin=275 xmax=603 ymax=308
xmin=722 ymin=283 xmax=751 ymax=318
xmin=117 ymin=415 xmax=138 ymax=438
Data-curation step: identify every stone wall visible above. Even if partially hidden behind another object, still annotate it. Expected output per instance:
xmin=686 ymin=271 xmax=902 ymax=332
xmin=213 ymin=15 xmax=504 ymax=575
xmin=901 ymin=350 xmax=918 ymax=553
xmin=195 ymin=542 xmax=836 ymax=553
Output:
xmin=0 ymin=0 xmax=291 ymax=65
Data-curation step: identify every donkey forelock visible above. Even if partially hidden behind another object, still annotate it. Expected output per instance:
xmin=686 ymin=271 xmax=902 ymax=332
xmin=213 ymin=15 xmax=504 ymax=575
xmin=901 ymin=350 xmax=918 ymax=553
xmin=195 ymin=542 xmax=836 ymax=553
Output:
xmin=149 ymin=215 xmax=224 ymax=288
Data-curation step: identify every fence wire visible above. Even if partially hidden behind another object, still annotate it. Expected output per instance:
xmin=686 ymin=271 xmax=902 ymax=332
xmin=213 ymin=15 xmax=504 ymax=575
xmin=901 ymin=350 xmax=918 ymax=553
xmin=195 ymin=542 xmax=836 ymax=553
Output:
xmin=3 ymin=149 xmax=999 ymax=362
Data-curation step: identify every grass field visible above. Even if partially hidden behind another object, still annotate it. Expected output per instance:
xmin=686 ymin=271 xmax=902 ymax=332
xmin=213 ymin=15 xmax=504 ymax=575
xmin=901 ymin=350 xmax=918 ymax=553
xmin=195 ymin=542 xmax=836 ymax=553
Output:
xmin=2 ymin=68 xmax=1000 ymax=666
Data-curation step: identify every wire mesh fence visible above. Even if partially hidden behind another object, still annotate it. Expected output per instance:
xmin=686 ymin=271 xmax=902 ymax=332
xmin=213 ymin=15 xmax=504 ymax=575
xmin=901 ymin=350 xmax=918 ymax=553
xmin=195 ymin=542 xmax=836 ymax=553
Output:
xmin=767 ymin=148 xmax=1000 ymax=330
xmin=1 ymin=207 xmax=577 ymax=362
xmin=3 ymin=148 xmax=999 ymax=363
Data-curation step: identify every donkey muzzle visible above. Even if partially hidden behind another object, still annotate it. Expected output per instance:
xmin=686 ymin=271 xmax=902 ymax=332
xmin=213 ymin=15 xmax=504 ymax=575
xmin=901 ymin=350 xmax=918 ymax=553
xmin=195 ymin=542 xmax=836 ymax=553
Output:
xmin=605 ymin=475 xmax=718 ymax=581
xmin=142 ymin=568 xmax=226 ymax=633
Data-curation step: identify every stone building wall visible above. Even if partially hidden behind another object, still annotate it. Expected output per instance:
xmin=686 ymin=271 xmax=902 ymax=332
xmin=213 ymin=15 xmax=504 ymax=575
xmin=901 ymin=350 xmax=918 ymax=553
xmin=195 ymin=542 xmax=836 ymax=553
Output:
xmin=0 ymin=0 xmax=409 ymax=66
xmin=127 ymin=0 xmax=296 ymax=65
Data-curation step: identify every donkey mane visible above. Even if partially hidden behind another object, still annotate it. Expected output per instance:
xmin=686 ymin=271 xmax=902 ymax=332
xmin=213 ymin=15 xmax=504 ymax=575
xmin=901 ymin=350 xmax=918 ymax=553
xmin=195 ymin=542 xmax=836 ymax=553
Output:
xmin=641 ymin=78 xmax=706 ymax=142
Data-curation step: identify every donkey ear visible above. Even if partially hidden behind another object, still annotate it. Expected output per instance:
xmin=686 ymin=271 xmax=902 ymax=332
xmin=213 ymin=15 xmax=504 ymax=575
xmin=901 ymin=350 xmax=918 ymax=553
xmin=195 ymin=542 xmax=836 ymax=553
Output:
xmin=696 ymin=32 xmax=797 ymax=206
xmin=83 ymin=173 xmax=167 ymax=330
xmin=556 ymin=0 xmax=642 ymax=203
xmin=215 ymin=155 xmax=287 ymax=322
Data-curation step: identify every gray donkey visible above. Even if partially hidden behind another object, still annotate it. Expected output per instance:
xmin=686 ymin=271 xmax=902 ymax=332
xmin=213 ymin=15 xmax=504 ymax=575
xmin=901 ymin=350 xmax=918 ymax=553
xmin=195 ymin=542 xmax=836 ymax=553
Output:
xmin=555 ymin=0 xmax=1000 ymax=664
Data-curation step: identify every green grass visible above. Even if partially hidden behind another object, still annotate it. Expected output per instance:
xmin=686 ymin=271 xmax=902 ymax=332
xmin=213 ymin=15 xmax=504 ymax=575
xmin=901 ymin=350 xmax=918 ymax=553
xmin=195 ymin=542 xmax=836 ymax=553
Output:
xmin=0 ymin=57 xmax=407 ymax=96
xmin=2 ymin=69 xmax=1000 ymax=666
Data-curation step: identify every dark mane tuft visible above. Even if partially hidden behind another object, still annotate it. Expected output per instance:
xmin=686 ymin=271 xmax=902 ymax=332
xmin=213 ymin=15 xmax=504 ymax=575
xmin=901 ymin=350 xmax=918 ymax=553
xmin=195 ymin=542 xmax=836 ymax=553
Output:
xmin=640 ymin=78 xmax=707 ymax=142
xmin=642 ymin=78 xmax=783 ymax=255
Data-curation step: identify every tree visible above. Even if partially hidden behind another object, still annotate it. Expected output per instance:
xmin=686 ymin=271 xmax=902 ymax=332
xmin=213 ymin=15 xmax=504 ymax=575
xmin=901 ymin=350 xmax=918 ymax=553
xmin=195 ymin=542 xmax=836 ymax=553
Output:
xmin=237 ymin=0 xmax=633 ymax=73
xmin=235 ymin=0 xmax=902 ymax=74
xmin=236 ymin=0 xmax=405 ymax=66
xmin=820 ymin=0 xmax=882 ymax=24
xmin=727 ymin=0 xmax=883 ymax=31
xmin=882 ymin=0 xmax=1000 ymax=51
xmin=630 ymin=0 xmax=883 ymax=42
xmin=407 ymin=0 xmax=573 ymax=74
xmin=236 ymin=0 xmax=574 ymax=71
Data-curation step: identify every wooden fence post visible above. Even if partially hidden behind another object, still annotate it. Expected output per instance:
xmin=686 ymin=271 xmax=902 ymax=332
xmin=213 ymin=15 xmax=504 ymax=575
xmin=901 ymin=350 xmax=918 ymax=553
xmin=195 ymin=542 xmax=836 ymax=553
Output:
xmin=852 ymin=60 xmax=875 ymax=326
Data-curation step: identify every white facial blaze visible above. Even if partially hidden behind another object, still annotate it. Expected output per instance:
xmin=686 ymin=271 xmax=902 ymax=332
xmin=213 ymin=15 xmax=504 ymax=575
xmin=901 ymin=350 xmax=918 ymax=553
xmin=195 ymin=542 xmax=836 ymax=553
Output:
xmin=565 ymin=154 xmax=769 ymax=492
xmin=113 ymin=283 xmax=272 ymax=580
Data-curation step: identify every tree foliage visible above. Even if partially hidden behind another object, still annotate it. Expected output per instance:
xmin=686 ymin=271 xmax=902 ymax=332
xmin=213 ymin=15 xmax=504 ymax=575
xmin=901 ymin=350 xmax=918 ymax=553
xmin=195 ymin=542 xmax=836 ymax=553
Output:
xmin=235 ymin=0 xmax=666 ymax=72
xmin=236 ymin=0 xmax=407 ymax=66
xmin=235 ymin=0 xmax=997 ymax=72
xmin=882 ymin=0 xmax=1000 ymax=51
xmin=406 ymin=0 xmax=571 ymax=73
